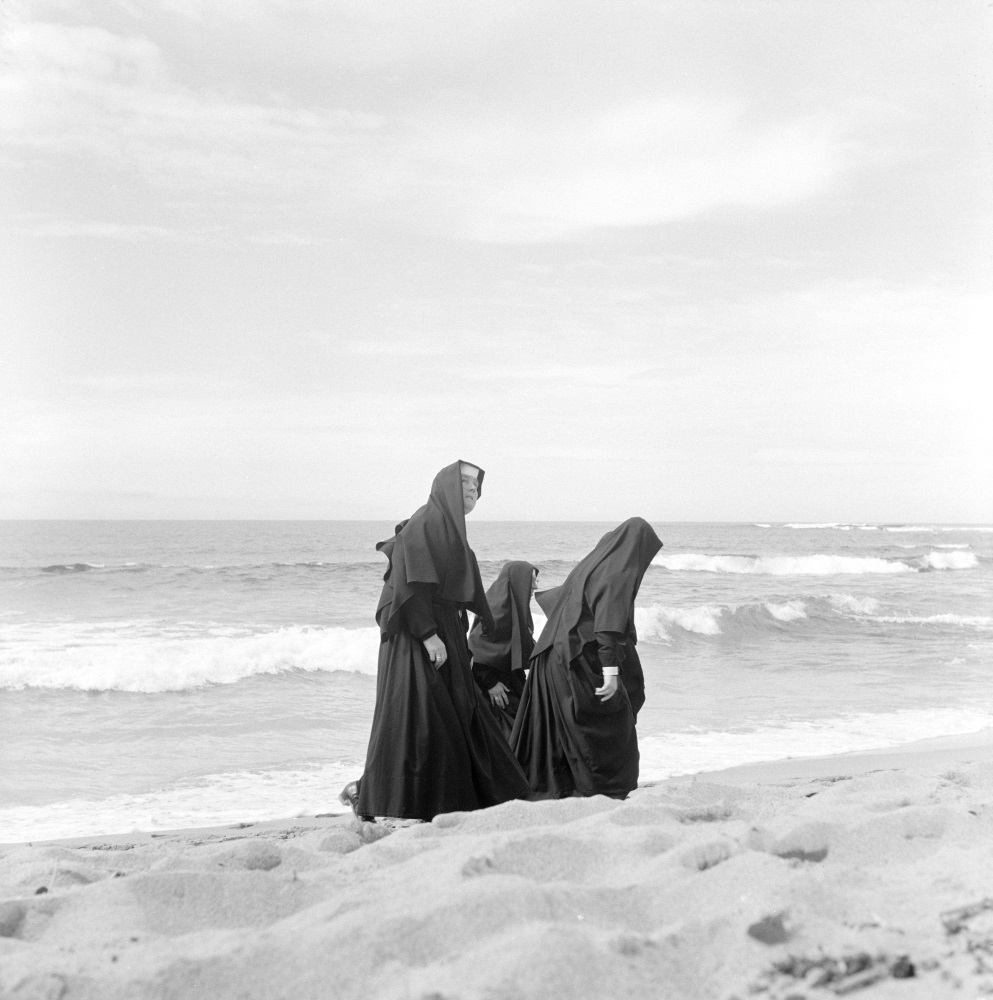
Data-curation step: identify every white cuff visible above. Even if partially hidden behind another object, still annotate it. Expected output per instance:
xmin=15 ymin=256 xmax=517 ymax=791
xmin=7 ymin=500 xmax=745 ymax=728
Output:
xmin=601 ymin=667 xmax=619 ymax=677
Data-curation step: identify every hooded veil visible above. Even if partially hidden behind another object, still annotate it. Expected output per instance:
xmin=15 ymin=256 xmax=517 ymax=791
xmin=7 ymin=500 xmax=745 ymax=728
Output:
xmin=468 ymin=560 xmax=537 ymax=672
xmin=531 ymin=517 xmax=661 ymax=663
xmin=375 ymin=461 xmax=493 ymax=638
xmin=467 ymin=560 xmax=538 ymax=741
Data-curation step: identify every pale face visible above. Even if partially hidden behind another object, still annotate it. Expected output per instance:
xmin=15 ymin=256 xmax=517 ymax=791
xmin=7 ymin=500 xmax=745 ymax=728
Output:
xmin=531 ymin=569 xmax=539 ymax=594
xmin=461 ymin=474 xmax=479 ymax=514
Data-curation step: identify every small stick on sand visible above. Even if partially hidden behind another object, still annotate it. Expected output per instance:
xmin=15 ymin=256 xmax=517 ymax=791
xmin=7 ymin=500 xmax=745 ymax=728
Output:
xmin=940 ymin=898 xmax=993 ymax=935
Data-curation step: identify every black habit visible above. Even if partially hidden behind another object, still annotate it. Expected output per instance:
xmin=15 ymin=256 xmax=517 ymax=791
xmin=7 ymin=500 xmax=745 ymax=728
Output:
xmin=468 ymin=560 xmax=538 ymax=741
xmin=510 ymin=517 xmax=663 ymax=800
xmin=356 ymin=461 xmax=530 ymax=821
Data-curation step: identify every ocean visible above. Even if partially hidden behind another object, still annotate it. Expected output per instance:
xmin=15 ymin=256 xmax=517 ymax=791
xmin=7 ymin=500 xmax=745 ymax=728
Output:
xmin=1 ymin=519 xmax=991 ymax=843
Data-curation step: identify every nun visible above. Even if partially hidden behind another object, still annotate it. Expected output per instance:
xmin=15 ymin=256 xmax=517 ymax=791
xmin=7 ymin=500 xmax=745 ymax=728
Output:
xmin=468 ymin=560 xmax=539 ymax=741
xmin=343 ymin=461 xmax=530 ymax=821
xmin=510 ymin=517 xmax=662 ymax=800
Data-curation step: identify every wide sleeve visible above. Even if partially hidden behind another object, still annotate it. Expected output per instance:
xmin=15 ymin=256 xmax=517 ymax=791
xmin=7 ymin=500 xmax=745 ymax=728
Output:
xmin=594 ymin=630 xmax=627 ymax=675
xmin=403 ymin=586 xmax=438 ymax=641
xmin=376 ymin=510 xmax=445 ymax=640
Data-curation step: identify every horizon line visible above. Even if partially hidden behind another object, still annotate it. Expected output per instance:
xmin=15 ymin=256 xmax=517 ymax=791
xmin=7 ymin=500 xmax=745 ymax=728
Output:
xmin=1 ymin=518 xmax=990 ymax=526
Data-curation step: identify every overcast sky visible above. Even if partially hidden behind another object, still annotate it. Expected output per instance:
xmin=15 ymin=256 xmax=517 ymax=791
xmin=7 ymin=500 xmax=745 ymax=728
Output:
xmin=1 ymin=0 xmax=990 ymax=521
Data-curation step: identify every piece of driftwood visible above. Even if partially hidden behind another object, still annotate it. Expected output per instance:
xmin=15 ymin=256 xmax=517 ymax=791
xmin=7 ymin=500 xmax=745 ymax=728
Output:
xmin=941 ymin=898 xmax=993 ymax=935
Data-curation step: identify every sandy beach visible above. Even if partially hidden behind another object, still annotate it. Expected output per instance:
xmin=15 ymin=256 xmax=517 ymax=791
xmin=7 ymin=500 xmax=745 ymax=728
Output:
xmin=2 ymin=735 xmax=993 ymax=1000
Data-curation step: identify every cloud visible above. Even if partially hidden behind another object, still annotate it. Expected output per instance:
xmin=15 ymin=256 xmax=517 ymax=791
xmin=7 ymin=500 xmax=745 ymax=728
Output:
xmin=1 ymin=9 xmax=853 ymax=243
xmin=405 ymin=99 xmax=844 ymax=241
xmin=0 ymin=19 xmax=384 ymax=215
xmin=7 ymin=2 xmax=981 ymax=249
xmin=119 ymin=0 xmax=512 ymax=70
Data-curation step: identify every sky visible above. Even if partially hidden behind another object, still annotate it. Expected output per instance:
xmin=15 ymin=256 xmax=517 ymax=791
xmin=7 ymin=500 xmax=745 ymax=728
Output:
xmin=1 ymin=0 xmax=991 ymax=522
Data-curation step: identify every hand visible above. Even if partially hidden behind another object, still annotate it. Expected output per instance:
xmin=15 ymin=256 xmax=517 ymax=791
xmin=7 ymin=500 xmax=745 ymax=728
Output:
xmin=595 ymin=674 xmax=618 ymax=701
xmin=423 ymin=634 xmax=448 ymax=669
xmin=488 ymin=681 xmax=510 ymax=709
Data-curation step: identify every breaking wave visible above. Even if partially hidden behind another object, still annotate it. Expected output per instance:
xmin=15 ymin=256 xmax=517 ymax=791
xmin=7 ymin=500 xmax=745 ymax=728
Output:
xmin=654 ymin=553 xmax=910 ymax=575
xmin=633 ymin=594 xmax=993 ymax=641
xmin=766 ymin=600 xmax=808 ymax=622
xmin=871 ymin=613 xmax=993 ymax=630
xmin=777 ymin=524 xmax=993 ymax=534
xmin=783 ymin=523 xmax=857 ymax=530
xmin=827 ymin=594 xmax=881 ymax=615
xmin=923 ymin=550 xmax=979 ymax=570
xmin=826 ymin=595 xmax=991 ymax=630
xmin=635 ymin=604 xmax=725 ymax=639
xmin=0 ymin=624 xmax=382 ymax=693
xmin=653 ymin=551 xmax=978 ymax=575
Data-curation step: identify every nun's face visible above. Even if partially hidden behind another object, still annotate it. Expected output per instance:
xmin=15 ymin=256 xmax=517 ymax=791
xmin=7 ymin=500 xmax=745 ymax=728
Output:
xmin=461 ymin=474 xmax=479 ymax=514
xmin=531 ymin=569 xmax=539 ymax=594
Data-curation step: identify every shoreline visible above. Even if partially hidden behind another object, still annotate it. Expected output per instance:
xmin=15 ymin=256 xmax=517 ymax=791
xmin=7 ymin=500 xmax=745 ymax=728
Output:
xmin=7 ymin=727 xmax=993 ymax=851
xmin=691 ymin=725 xmax=993 ymax=786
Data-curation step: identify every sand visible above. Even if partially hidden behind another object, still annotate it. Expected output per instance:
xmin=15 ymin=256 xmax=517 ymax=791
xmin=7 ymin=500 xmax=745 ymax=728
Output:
xmin=3 ymin=735 xmax=993 ymax=1000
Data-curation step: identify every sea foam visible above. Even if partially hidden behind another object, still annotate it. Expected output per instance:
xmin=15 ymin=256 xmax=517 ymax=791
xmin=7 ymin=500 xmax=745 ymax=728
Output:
xmin=783 ymin=522 xmax=853 ymax=529
xmin=0 ymin=761 xmax=360 ymax=844
xmin=765 ymin=600 xmax=808 ymax=622
xmin=654 ymin=553 xmax=912 ymax=575
xmin=635 ymin=604 xmax=725 ymax=639
xmin=923 ymin=550 xmax=979 ymax=570
xmin=872 ymin=613 xmax=993 ymax=630
xmin=828 ymin=593 xmax=881 ymax=615
xmin=653 ymin=550 xmax=980 ymax=575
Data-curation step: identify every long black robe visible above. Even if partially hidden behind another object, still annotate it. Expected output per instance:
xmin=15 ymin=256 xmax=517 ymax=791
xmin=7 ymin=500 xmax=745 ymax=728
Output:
xmin=356 ymin=461 xmax=530 ymax=821
xmin=510 ymin=517 xmax=663 ymax=800
xmin=468 ymin=560 xmax=538 ymax=741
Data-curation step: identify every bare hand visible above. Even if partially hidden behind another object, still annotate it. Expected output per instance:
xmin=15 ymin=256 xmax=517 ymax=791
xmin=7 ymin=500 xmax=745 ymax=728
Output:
xmin=488 ymin=681 xmax=510 ymax=709
xmin=595 ymin=674 xmax=618 ymax=701
xmin=423 ymin=634 xmax=447 ymax=669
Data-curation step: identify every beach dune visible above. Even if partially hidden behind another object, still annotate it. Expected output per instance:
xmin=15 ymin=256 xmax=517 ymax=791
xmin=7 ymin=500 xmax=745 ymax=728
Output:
xmin=3 ymin=739 xmax=993 ymax=999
